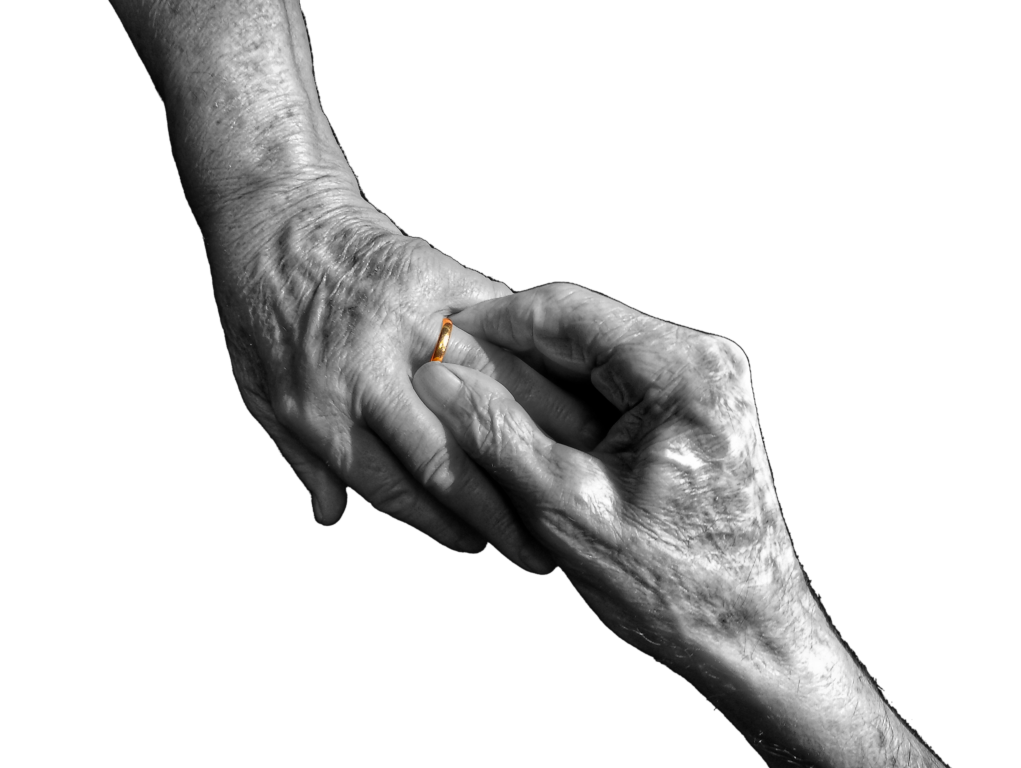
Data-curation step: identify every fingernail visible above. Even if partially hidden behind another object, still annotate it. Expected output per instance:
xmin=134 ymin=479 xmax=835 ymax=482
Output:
xmin=520 ymin=544 xmax=556 ymax=575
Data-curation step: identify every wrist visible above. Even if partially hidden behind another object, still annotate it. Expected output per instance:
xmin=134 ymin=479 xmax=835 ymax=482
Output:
xmin=125 ymin=0 xmax=359 ymax=227
xmin=163 ymin=53 xmax=353 ymax=230
xmin=201 ymin=172 xmax=401 ymax=289
xmin=671 ymin=578 xmax=942 ymax=767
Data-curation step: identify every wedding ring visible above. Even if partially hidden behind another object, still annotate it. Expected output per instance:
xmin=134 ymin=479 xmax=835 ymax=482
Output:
xmin=430 ymin=318 xmax=454 ymax=362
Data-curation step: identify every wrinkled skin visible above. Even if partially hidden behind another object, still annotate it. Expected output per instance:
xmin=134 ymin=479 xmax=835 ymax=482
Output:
xmin=203 ymin=180 xmax=598 ymax=573
xmin=111 ymin=0 xmax=595 ymax=574
xmin=414 ymin=285 xmax=947 ymax=767
xmin=413 ymin=282 xmax=814 ymax=684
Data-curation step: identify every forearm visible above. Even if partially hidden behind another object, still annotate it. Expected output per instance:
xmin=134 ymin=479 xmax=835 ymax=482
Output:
xmin=673 ymin=577 xmax=944 ymax=767
xmin=109 ymin=0 xmax=358 ymax=229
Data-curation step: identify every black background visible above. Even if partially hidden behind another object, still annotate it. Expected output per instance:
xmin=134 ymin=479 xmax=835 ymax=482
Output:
xmin=65 ymin=4 xmax=980 ymax=763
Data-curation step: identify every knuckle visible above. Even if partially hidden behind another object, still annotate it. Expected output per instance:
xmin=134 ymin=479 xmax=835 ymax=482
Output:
xmin=714 ymin=335 xmax=750 ymax=380
xmin=694 ymin=333 xmax=749 ymax=384
xmin=270 ymin=386 xmax=336 ymax=439
xmin=271 ymin=391 xmax=306 ymax=431
xmin=538 ymin=282 xmax=586 ymax=319
xmin=476 ymin=398 xmax=527 ymax=461
xmin=564 ymin=463 xmax=614 ymax=515
xmin=472 ymin=416 xmax=503 ymax=462
xmin=470 ymin=414 xmax=501 ymax=461
xmin=546 ymin=281 xmax=582 ymax=300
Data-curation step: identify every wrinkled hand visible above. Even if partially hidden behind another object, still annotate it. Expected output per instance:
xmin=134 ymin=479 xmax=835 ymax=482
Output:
xmin=204 ymin=182 xmax=599 ymax=573
xmin=413 ymin=283 xmax=811 ymax=672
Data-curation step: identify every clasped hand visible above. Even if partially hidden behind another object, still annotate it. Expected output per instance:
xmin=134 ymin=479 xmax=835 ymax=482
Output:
xmin=414 ymin=284 xmax=823 ymax=719
xmin=206 ymin=179 xmax=604 ymax=574
xmin=213 ymin=174 xmax=810 ymax=681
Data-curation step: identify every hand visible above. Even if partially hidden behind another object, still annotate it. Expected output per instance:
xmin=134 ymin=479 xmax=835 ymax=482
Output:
xmin=413 ymin=283 xmax=944 ymax=766
xmin=205 ymin=183 xmax=599 ymax=573
xmin=414 ymin=282 xmax=797 ymax=661
xmin=110 ymin=0 xmax=603 ymax=572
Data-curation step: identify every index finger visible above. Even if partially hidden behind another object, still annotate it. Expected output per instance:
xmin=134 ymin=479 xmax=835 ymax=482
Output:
xmin=451 ymin=284 xmax=648 ymax=375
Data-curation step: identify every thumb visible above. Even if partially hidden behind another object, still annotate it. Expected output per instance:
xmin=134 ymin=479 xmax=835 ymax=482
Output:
xmin=410 ymin=363 xmax=579 ymax=518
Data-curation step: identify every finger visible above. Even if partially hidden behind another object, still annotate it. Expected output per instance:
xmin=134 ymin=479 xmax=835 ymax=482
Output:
xmin=412 ymin=362 xmax=619 ymax=550
xmin=449 ymin=283 xmax=659 ymax=410
xmin=278 ymin=400 xmax=489 ymax=550
xmin=344 ymin=427 xmax=488 ymax=554
xmin=365 ymin=382 xmax=556 ymax=574
xmin=236 ymin=386 xmax=349 ymax=526
xmin=270 ymin=425 xmax=349 ymax=526
xmin=449 ymin=283 xmax=638 ymax=372
xmin=441 ymin=324 xmax=609 ymax=451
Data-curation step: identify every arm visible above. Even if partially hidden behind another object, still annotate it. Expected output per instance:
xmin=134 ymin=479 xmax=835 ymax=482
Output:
xmin=686 ymin=600 xmax=934 ymax=766
xmin=107 ymin=0 xmax=603 ymax=571
xmin=109 ymin=0 xmax=349 ymax=222
xmin=413 ymin=284 xmax=946 ymax=767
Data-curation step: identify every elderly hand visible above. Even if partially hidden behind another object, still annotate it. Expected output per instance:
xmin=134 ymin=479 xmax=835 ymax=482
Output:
xmin=413 ymin=284 xmax=944 ymax=767
xmin=414 ymin=282 xmax=795 ymax=667
xmin=206 ymin=186 xmax=606 ymax=573
xmin=109 ymin=0 xmax=605 ymax=573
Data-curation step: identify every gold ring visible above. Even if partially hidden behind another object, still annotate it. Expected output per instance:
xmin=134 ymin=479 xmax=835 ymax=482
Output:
xmin=430 ymin=318 xmax=454 ymax=362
